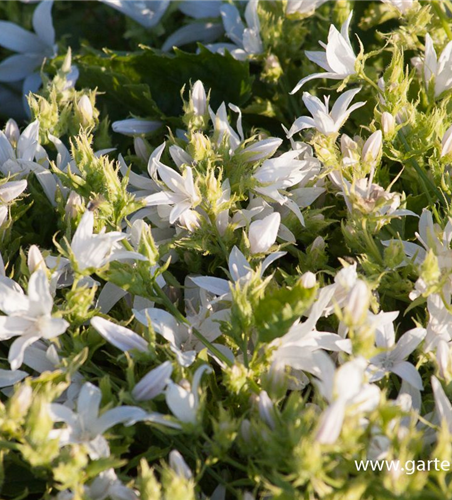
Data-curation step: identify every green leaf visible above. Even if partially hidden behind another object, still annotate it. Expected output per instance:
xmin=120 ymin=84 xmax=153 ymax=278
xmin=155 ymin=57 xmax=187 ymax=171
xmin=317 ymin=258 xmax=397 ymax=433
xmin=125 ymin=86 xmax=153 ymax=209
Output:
xmin=75 ymin=46 xmax=252 ymax=121
xmin=85 ymin=457 xmax=126 ymax=479
xmin=255 ymin=281 xmax=317 ymax=343
xmin=1 ymin=461 xmax=45 ymax=498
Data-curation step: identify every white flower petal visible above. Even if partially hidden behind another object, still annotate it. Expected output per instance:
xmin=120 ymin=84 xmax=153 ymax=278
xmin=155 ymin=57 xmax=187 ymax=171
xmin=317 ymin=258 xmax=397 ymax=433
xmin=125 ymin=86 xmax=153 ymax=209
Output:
xmin=132 ymin=361 xmax=173 ymax=401
xmin=0 ymin=21 xmax=44 ymax=53
xmin=9 ymin=333 xmax=41 ymax=370
xmin=91 ymin=316 xmax=148 ymax=353
xmin=94 ymin=406 xmax=147 ymax=435
xmin=32 ymin=0 xmax=55 ymax=48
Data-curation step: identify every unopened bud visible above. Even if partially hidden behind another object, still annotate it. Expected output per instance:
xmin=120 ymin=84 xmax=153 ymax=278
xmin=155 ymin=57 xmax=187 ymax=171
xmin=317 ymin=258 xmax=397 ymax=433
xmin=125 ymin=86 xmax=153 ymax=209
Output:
xmin=5 ymin=119 xmax=20 ymax=146
xmin=169 ymin=450 xmax=192 ymax=480
xmin=77 ymin=95 xmax=93 ymax=127
xmin=311 ymin=236 xmax=325 ymax=251
xmin=381 ymin=112 xmax=395 ymax=138
xmin=61 ymin=48 xmax=73 ymax=73
xmin=362 ymin=130 xmax=382 ymax=166
xmin=28 ymin=245 xmax=46 ymax=273
xmin=65 ymin=191 xmax=83 ymax=219
xmin=191 ymin=81 xmax=207 ymax=117
xmin=301 ymin=271 xmax=317 ymax=288
xmin=345 ymin=280 xmax=370 ymax=325
xmin=257 ymin=391 xmax=276 ymax=430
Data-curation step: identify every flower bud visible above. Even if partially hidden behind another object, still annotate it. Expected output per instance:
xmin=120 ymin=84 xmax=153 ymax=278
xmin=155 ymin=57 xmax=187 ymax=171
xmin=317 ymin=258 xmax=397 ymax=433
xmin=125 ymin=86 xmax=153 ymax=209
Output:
xmin=77 ymin=95 xmax=94 ymax=127
xmin=191 ymin=80 xmax=207 ymax=116
xmin=362 ymin=130 xmax=383 ymax=166
xmin=344 ymin=280 xmax=370 ymax=325
xmin=301 ymin=271 xmax=317 ymax=288
xmin=5 ymin=119 xmax=20 ymax=146
xmin=61 ymin=48 xmax=73 ymax=73
xmin=248 ymin=212 xmax=281 ymax=254
xmin=65 ymin=190 xmax=83 ymax=219
xmin=441 ymin=124 xmax=452 ymax=158
xmin=169 ymin=450 xmax=192 ymax=480
xmin=305 ymin=237 xmax=328 ymax=272
xmin=381 ymin=112 xmax=395 ymax=138
xmin=411 ymin=56 xmax=423 ymax=76
xmin=311 ymin=236 xmax=325 ymax=251
xmin=28 ymin=245 xmax=46 ymax=273
xmin=257 ymin=391 xmax=276 ymax=430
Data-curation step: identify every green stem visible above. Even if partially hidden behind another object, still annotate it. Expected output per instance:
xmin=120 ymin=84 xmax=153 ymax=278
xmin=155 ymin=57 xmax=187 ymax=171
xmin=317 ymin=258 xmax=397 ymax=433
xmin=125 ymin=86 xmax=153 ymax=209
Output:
xmin=286 ymin=244 xmax=305 ymax=260
xmin=0 ymin=440 xmax=19 ymax=450
xmin=359 ymin=70 xmax=382 ymax=95
xmin=246 ymin=376 xmax=261 ymax=394
xmin=362 ymin=219 xmax=384 ymax=266
xmin=213 ymin=217 xmax=229 ymax=258
xmin=432 ymin=0 xmax=452 ymax=41
xmin=152 ymin=282 xmax=188 ymax=325
xmin=242 ymin=338 xmax=249 ymax=368
xmin=191 ymin=327 xmax=233 ymax=367
xmin=192 ymin=326 xmax=260 ymax=392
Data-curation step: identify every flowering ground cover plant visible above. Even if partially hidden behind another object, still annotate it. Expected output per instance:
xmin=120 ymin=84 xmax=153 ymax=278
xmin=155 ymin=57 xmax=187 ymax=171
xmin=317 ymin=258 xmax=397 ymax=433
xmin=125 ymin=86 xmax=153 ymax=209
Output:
xmin=3 ymin=0 xmax=452 ymax=498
